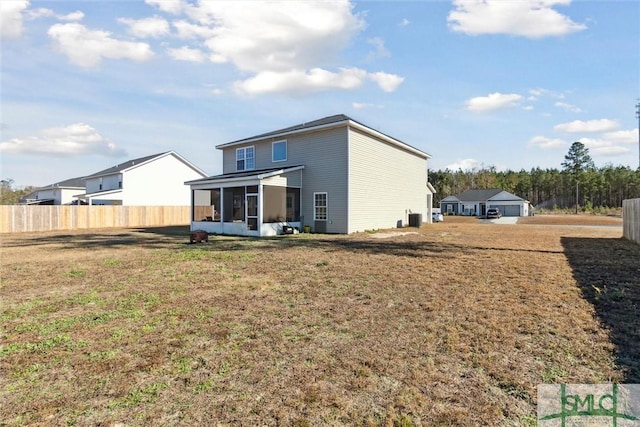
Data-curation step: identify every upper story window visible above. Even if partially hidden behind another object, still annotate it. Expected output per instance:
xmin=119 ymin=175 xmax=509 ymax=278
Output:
xmin=236 ymin=146 xmax=255 ymax=171
xmin=272 ymin=140 xmax=287 ymax=162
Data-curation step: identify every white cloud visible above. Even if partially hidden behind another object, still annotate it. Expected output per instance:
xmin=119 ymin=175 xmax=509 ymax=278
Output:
xmin=118 ymin=15 xmax=169 ymax=38
xmin=446 ymin=158 xmax=480 ymax=171
xmin=48 ymin=23 xmax=154 ymax=67
xmin=167 ymin=46 xmax=206 ymax=63
xmin=59 ymin=11 xmax=84 ymax=21
xmin=366 ymin=37 xmax=390 ymax=60
xmin=196 ymin=1 xmax=365 ymax=73
xmin=0 ymin=123 xmax=127 ymax=157
xmin=554 ymin=101 xmax=582 ymax=113
xmin=1 ymin=0 xmax=29 ymax=39
xmin=26 ymin=8 xmax=55 ymax=20
xmin=602 ymin=129 xmax=638 ymax=144
xmin=466 ymin=92 xmax=522 ymax=111
xmin=145 ymin=0 xmax=184 ymax=15
xmin=172 ymin=20 xmax=216 ymax=39
xmin=233 ymin=68 xmax=368 ymax=96
xmin=579 ymin=137 xmax=631 ymax=156
xmin=400 ymin=18 xmax=410 ymax=27
xmin=352 ymin=102 xmax=383 ymax=110
xmin=369 ymin=72 xmax=404 ymax=92
xmin=233 ymin=67 xmax=405 ymax=96
xmin=26 ymin=8 xmax=83 ymax=22
xmin=554 ymin=119 xmax=619 ymax=133
xmin=448 ymin=0 xmax=586 ymax=38
xmin=528 ymin=135 xmax=568 ymax=149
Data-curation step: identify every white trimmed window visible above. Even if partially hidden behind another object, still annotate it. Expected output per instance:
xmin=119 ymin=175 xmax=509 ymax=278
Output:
xmin=236 ymin=146 xmax=254 ymax=171
xmin=314 ymin=192 xmax=327 ymax=221
xmin=272 ymin=140 xmax=287 ymax=162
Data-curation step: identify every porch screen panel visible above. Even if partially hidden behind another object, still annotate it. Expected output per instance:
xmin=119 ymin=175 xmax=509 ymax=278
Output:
xmin=263 ymin=186 xmax=286 ymax=223
xmin=223 ymin=187 xmax=245 ymax=222
xmin=263 ymin=186 xmax=301 ymax=222
xmin=193 ymin=189 xmax=221 ymax=221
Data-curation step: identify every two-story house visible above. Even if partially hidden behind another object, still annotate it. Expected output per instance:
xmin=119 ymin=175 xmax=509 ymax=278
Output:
xmin=74 ymin=151 xmax=208 ymax=205
xmin=19 ymin=177 xmax=86 ymax=205
xmin=186 ymin=114 xmax=433 ymax=236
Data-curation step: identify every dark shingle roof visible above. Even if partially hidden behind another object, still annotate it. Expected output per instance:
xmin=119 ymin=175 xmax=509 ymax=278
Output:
xmin=225 ymin=115 xmax=351 ymax=145
xmin=41 ymin=176 xmax=86 ymax=189
xmin=456 ymin=189 xmax=504 ymax=202
xmin=85 ymin=152 xmax=169 ymax=178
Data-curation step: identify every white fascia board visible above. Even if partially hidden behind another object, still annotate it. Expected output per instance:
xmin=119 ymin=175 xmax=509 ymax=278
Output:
xmin=185 ymin=165 xmax=305 ymax=186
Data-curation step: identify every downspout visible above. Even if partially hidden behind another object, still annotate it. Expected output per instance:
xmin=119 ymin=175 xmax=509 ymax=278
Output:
xmin=258 ymin=182 xmax=263 ymax=236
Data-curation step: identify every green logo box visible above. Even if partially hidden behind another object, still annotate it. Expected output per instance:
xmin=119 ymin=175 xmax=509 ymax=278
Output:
xmin=538 ymin=384 xmax=640 ymax=426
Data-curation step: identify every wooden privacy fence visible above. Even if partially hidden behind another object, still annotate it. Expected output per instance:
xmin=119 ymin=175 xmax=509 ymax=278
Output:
xmin=0 ymin=205 xmax=191 ymax=233
xmin=623 ymin=198 xmax=640 ymax=245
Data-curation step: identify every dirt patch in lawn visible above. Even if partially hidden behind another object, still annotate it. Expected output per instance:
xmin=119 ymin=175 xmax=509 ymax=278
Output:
xmin=1 ymin=223 xmax=638 ymax=426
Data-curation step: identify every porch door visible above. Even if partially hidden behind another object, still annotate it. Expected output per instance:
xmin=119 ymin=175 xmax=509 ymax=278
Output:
xmin=246 ymin=193 xmax=258 ymax=231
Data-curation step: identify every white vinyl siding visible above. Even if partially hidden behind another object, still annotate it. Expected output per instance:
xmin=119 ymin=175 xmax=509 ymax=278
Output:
xmin=221 ymin=127 xmax=349 ymax=232
xmin=123 ymin=154 xmax=206 ymax=206
xmin=348 ymin=127 xmax=428 ymax=232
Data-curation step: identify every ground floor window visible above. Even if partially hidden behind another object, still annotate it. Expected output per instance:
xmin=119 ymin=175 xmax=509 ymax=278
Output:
xmin=192 ymin=189 xmax=221 ymax=221
xmin=314 ymin=192 xmax=327 ymax=221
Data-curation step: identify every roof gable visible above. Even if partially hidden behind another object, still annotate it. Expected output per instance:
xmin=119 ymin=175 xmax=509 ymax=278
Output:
xmin=215 ymin=114 xmax=430 ymax=159
xmin=446 ymin=188 xmax=527 ymax=202
xmin=456 ymin=189 xmax=503 ymax=201
xmin=85 ymin=151 xmax=207 ymax=179
xmin=85 ymin=152 xmax=168 ymax=178
xmin=487 ymin=190 xmax=525 ymax=202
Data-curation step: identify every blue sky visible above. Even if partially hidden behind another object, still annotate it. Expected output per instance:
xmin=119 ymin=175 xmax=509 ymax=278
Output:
xmin=1 ymin=0 xmax=638 ymax=188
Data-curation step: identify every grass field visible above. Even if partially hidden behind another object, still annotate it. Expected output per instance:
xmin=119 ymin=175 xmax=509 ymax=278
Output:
xmin=1 ymin=218 xmax=638 ymax=426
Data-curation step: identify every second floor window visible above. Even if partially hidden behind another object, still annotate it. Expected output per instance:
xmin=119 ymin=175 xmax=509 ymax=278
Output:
xmin=272 ymin=140 xmax=287 ymax=162
xmin=236 ymin=146 xmax=254 ymax=171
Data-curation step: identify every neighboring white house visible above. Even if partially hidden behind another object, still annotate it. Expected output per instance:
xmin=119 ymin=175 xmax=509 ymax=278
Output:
xmin=440 ymin=189 xmax=530 ymax=217
xmin=186 ymin=114 xmax=433 ymax=236
xmin=74 ymin=151 xmax=208 ymax=206
xmin=19 ymin=177 xmax=86 ymax=205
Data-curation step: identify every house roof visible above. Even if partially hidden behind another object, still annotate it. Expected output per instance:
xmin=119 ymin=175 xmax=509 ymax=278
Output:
xmin=85 ymin=151 xmax=207 ymax=179
xmin=215 ymin=114 xmax=430 ymax=159
xmin=36 ymin=176 xmax=86 ymax=190
xmin=442 ymin=188 xmax=527 ymax=203
xmin=186 ymin=165 xmax=305 ymax=186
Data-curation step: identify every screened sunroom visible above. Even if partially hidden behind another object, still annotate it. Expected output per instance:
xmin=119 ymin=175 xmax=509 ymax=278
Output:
xmin=186 ymin=166 xmax=304 ymax=237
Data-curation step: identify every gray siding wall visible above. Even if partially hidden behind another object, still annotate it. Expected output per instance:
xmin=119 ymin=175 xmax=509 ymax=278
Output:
xmin=221 ymin=127 xmax=349 ymax=233
xmin=348 ymin=128 xmax=427 ymax=232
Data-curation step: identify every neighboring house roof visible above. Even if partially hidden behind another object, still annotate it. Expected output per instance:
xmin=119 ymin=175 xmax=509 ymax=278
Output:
xmin=18 ymin=176 xmax=86 ymax=204
xmin=186 ymin=165 xmax=305 ymax=186
xmin=85 ymin=151 xmax=207 ymax=179
xmin=216 ymin=114 xmax=430 ymax=159
xmin=442 ymin=189 xmax=527 ymax=203
xmin=32 ymin=176 xmax=86 ymax=191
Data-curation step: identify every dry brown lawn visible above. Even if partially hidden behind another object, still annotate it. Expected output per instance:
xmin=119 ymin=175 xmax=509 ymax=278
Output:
xmin=1 ymin=220 xmax=638 ymax=426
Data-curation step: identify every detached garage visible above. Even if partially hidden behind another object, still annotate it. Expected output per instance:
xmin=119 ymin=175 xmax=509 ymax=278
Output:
xmin=440 ymin=189 xmax=530 ymax=217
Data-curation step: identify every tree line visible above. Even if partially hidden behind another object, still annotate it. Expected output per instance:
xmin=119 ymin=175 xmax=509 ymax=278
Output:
xmin=429 ymin=142 xmax=640 ymax=210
